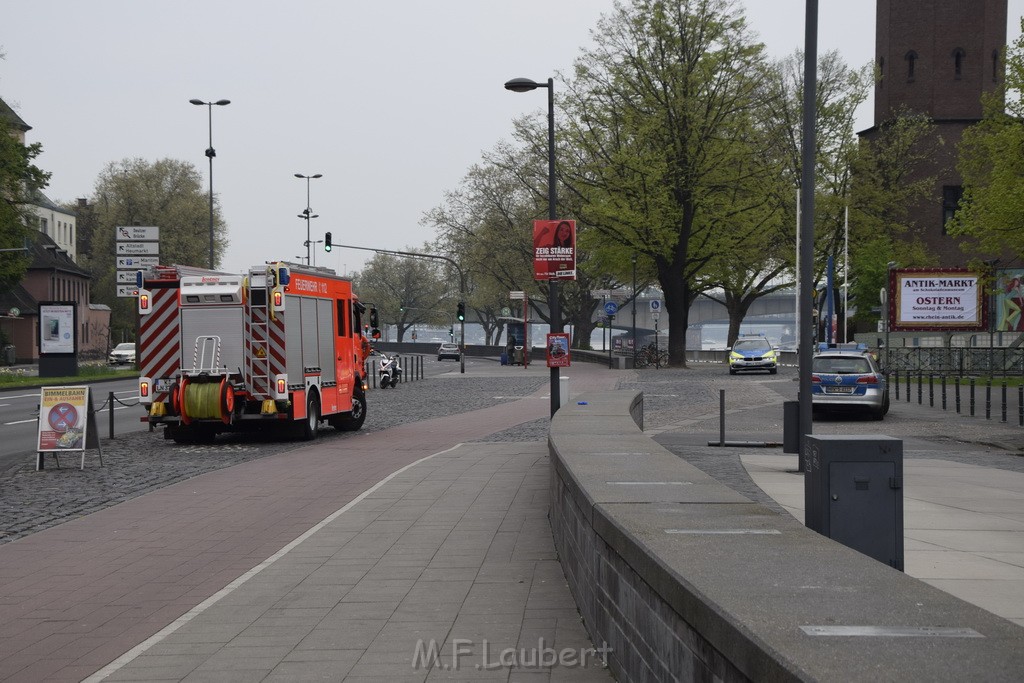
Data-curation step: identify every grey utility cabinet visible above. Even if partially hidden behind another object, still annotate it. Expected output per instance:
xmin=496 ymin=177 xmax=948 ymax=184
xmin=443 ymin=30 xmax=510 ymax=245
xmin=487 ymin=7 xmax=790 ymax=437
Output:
xmin=804 ymin=435 xmax=904 ymax=571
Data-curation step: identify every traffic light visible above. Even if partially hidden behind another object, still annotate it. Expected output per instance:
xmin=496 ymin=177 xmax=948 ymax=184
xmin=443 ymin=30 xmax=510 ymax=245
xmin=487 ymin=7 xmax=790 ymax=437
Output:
xmin=457 ymin=301 xmax=465 ymax=322
xmin=324 ymin=232 xmax=332 ymax=252
xmin=369 ymin=308 xmax=379 ymax=328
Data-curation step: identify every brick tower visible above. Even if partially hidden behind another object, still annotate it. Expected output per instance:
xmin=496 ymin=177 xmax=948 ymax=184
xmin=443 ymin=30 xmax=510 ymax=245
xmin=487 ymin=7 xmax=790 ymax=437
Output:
xmin=865 ymin=0 xmax=1007 ymax=264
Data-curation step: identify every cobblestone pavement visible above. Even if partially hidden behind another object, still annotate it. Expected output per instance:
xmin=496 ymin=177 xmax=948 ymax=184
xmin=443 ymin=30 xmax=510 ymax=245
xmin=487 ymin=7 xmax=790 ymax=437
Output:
xmin=3 ymin=361 xmax=1021 ymax=546
xmin=0 ymin=372 xmax=545 ymax=544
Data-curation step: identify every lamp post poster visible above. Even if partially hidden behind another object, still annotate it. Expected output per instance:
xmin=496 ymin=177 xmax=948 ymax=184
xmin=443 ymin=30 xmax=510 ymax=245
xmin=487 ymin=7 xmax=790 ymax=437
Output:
xmin=533 ymin=220 xmax=576 ymax=280
xmin=546 ymin=333 xmax=571 ymax=368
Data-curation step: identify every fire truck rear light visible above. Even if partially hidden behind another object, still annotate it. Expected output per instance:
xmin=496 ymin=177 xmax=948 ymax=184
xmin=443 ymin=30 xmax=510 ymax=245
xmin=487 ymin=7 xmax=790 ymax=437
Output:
xmin=140 ymin=381 xmax=150 ymax=397
xmin=277 ymin=378 xmax=286 ymax=393
xmin=139 ymin=294 xmax=149 ymax=310
xmin=273 ymin=290 xmax=283 ymax=307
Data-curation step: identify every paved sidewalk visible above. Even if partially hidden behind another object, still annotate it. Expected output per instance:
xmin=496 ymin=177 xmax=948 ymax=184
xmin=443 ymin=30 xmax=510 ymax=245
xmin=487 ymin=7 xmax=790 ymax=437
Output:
xmin=0 ymin=362 xmax=618 ymax=682
xmin=99 ymin=442 xmax=612 ymax=682
xmin=743 ymin=453 xmax=1024 ymax=628
xmin=641 ymin=369 xmax=1024 ymax=630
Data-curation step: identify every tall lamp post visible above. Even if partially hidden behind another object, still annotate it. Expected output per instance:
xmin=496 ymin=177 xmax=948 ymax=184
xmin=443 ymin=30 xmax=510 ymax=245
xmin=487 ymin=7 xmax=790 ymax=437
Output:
xmin=295 ymin=173 xmax=322 ymax=264
xmin=632 ymin=253 xmax=638 ymax=367
xmin=505 ymin=76 xmax=560 ymax=417
xmin=189 ymin=98 xmax=231 ymax=270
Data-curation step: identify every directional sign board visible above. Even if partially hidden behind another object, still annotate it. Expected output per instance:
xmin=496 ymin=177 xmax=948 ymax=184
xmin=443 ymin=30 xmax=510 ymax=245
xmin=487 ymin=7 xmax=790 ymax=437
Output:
xmin=116 ymin=270 xmax=142 ymax=284
xmin=116 ymin=242 xmax=160 ymax=256
xmin=116 ymin=285 xmax=139 ymax=298
xmin=115 ymin=225 xmax=160 ymax=241
xmin=116 ymin=256 xmax=159 ymax=269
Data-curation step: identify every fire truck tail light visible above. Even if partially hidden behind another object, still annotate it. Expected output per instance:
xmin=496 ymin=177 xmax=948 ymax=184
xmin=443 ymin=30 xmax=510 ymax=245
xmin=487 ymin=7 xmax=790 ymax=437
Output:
xmin=274 ymin=374 xmax=288 ymax=398
xmin=138 ymin=289 xmax=152 ymax=314
xmin=273 ymin=290 xmax=283 ymax=306
xmin=139 ymin=376 xmax=152 ymax=402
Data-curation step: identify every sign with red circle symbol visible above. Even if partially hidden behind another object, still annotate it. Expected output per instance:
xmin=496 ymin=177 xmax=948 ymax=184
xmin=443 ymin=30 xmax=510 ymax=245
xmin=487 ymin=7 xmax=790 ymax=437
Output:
xmin=48 ymin=402 xmax=79 ymax=432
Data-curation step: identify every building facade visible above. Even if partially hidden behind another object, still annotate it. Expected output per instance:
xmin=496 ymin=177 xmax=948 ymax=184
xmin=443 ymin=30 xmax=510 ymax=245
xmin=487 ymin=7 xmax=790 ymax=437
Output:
xmin=862 ymin=0 xmax=1008 ymax=265
xmin=1 ymin=96 xmax=107 ymax=364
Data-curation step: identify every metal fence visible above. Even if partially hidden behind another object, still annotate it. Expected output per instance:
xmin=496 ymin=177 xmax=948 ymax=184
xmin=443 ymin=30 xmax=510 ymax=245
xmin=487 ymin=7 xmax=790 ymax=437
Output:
xmin=883 ymin=347 xmax=1024 ymax=376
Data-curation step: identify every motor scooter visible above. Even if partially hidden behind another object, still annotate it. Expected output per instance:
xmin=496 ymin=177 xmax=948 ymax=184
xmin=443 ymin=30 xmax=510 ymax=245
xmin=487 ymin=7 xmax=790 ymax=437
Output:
xmin=378 ymin=352 xmax=402 ymax=389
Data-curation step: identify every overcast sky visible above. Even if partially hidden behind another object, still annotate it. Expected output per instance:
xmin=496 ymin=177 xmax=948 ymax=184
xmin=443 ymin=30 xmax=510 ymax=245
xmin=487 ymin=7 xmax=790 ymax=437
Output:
xmin=3 ymin=1 xmax=1022 ymax=278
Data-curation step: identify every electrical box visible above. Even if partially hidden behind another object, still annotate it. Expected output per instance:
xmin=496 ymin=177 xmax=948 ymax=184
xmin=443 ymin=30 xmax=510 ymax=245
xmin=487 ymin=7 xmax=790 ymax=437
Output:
xmin=804 ymin=435 xmax=904 ymax=571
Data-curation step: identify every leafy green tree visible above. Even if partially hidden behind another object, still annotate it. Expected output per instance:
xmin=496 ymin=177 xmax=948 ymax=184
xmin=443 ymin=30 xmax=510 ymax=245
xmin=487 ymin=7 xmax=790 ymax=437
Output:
xmin=948 ymin=22 xmax=1024 ymax=261
xmin=848 ymin=110 xmax=937 ymax=328
xmin=558 ymin=0 xmax=772 ymax=365
xmin=721 ymin=49 xmax=870 ymax=346
xmin=85 ymin=158 xmax=226 ymax=341
xmin=0 ymin=105 xmax=51 ymax=289
xmin=352 ymin=250 xmax=450 ymax=342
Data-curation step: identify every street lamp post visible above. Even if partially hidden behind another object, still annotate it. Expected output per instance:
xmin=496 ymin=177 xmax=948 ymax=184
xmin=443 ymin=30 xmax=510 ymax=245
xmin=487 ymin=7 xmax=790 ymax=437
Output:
xmin=295 ymin=173 xmax=323 ymax=264
xmin=632 ymin=253 xmax=638 ymax=367
xmin=505 ymin=76 xmax=560 ymax=417
xmin=885 ymin=261 xmax=897 ymax=372
xmin=189 ymin=98 xmax=230 ymax=270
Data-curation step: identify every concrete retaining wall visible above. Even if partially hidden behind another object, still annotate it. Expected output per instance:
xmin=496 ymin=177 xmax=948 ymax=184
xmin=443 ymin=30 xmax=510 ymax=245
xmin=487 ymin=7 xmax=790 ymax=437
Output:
xmin=548 ymin=391 xmax=1024 ymax=682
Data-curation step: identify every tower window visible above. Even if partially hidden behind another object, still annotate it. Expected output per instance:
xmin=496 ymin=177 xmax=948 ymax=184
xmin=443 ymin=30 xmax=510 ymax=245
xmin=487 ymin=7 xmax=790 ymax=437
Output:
xmin=952 ymin=48 xmax=964 ymax=79
xmin=905 ymin=50 xmax=918 ymax=82
xmin=942 ymin=185 xmax=963 ymax=234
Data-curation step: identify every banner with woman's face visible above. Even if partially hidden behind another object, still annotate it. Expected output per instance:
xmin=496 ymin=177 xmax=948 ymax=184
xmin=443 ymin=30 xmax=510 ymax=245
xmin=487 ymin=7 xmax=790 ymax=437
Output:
xmin=533 ymin=220 xmax=576 ymax=280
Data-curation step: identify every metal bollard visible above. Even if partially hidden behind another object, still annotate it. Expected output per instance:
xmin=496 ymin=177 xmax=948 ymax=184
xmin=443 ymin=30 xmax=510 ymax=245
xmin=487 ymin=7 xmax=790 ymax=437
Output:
xmin=917 ymin=372 xmax=923 ymax=404
xmin=929 ymin=374 xmax=934 ymax=407
xmin=969 ymin=377 xmax=976 ymax=417
xmin=985 ymin=378 xmax=991 ymax=420
xmin=895 ymin=370 xmax=900 ymax=400
xmin=1001 ymin=381 xmax=1008 ymax=423
xmin=955 ymin=380 xmax=961 ymax=414
xmin=906 ymin=371 xmax=911 ymax=402
xmin=108 ymin=390 xmax=116 ymax=440
xmin=719 ymin=389 xmax=726 ymax=447
xmin=941 ymin=375 xmax=947 ymax=410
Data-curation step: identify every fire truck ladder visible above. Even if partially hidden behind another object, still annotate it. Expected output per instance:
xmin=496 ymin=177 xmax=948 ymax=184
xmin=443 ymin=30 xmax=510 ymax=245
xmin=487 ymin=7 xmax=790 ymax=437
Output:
xmin=247 ymin=290 xmax=272 ymax=399
xmin=190 ymin=336 xmax=225 ymax=374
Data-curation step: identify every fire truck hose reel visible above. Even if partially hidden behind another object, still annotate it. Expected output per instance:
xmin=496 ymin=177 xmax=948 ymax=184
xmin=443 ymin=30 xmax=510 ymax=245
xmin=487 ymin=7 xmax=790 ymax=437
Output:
xmin=181 ymin=382 xmax=223 ymax=421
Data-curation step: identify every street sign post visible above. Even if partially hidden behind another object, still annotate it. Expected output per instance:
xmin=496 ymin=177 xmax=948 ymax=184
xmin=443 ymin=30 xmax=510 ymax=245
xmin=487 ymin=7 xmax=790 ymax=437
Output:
xmin=115 ymin=226 xmax=160 ymax=242
xmin=116 ymin=256 xmax=159 ymax=269
xmin=114 ymin=226 xmax=159 ymax=298
xmin=116 ymin=271 xmax=141 ymax=284
xmin=115 ymin=242 xmax=160 ymax=256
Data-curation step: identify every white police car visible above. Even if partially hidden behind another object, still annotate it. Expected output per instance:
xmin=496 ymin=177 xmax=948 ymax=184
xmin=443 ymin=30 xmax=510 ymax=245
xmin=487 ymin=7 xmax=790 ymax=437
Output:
xmin=811 ymin=350 xmax=889 ymax=420
xmin=727 ymin=337 xmax=778 ymax=375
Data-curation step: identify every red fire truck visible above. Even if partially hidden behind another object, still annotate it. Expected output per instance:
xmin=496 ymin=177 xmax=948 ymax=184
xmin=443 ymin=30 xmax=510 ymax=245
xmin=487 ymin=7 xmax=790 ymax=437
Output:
xmin=137 ymin=261 xmax=370 ymax=443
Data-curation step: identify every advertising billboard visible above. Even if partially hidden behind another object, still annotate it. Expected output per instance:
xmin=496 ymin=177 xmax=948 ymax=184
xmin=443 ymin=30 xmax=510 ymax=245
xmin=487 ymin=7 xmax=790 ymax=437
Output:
xmin=889 ymin=269 xmax=985 ymax=332
xmin=533 ymin=220 xmax=576 ymax=280
xmin=38 ymin=302 xmax=77 ymax=355
xmin=994 ymin=268 xmax=1024 ymax=332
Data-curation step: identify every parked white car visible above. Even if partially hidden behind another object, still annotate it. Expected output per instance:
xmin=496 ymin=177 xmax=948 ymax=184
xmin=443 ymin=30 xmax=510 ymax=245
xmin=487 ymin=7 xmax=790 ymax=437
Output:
xmin=108 ymin=342 xmax=136 ymax=365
